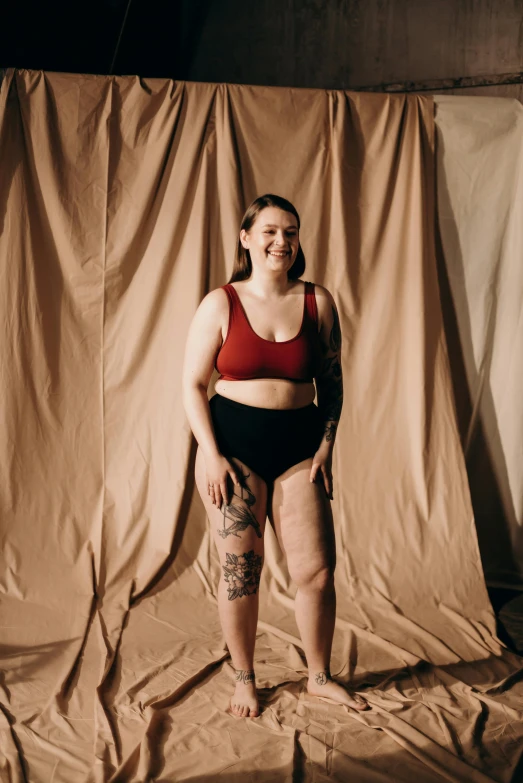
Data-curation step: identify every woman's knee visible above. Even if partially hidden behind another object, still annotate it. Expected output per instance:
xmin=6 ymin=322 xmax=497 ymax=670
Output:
xmin=220 ymin=547 xmax=264 ymax=601
xmin=291 ymin=562 xmax=335 ymax=593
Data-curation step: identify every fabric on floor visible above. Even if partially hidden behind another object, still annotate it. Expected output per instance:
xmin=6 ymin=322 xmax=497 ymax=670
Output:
xmin=0 ymin=68 xmax=522 ymax=783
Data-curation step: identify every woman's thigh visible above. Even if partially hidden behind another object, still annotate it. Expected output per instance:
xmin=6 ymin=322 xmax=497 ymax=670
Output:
xmin=195 ymin=446 xmax=268 ymax=595
xmin=268 ymin=457 xmax=336 ymax=582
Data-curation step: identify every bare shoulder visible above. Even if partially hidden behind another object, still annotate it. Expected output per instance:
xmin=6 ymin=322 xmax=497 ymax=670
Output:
xmin=310 ymin=282 xmax=337 ymax=325
xmin=311 ymin=282 xmax=336 ymax=305
xmin=193 ymin=286 xmax=228 ymax=324
xmin=198 ymin=286 xmax=229 ymax=313
xmin=187 ymin=286 xmax=230 ymax=350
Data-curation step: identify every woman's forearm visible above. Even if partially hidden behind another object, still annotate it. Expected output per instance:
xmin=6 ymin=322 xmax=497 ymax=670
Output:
xmin=183 ymin=385 xmax=221 ymax=459
xmin=316 ymin=378 xmax=343 ymax=448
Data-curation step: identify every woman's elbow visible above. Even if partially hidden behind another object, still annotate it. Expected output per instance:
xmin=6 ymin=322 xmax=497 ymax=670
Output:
xmin=182 ymin=376 xmax=209 ymax=406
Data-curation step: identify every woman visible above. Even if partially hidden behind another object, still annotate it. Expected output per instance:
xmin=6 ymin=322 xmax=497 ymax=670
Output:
xmin=182 ymin=194 xmax=370 ymax=718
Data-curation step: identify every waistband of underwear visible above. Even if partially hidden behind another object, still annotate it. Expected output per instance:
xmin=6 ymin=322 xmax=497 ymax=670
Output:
xmin=211 ymin=393 xmax=317 ymax=417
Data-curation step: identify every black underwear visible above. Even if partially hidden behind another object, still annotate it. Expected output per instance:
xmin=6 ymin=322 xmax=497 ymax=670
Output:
xmin=209 ymin=393 xmax=325 ymax=484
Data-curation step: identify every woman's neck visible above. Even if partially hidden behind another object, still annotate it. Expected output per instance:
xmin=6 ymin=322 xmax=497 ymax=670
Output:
xmin=242 ymin=273 xmax=297 ymax=299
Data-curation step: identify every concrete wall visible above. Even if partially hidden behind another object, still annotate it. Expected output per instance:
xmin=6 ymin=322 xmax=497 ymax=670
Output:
xmin=185 ymin=0 xmax=522 ymax=98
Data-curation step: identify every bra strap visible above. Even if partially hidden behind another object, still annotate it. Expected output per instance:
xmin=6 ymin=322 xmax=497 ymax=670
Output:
xmin=304 ymin=281 xmax=319 ymax=328
xmin=224 ymin=281 xmax=318 ymax=329
xmin=221 ymin=284 xmax=237 ymax=307
xmin=221 ymin=284 xmax=237 ymax=332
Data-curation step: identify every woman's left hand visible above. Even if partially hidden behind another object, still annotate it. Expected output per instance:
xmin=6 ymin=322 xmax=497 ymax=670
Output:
xmin=310 ymin=445 xmax=334 ymax=500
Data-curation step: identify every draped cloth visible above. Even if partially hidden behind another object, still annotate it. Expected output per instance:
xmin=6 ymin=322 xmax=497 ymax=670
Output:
xmin=435 ymin=95 xmax=523 ymax=590
xmin=0 ymin=68 xmax=521 ymax=783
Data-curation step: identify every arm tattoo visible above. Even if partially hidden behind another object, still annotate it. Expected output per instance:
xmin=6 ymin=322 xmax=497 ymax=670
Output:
xmin=324 ymin=423 xmax=337 ymax=442
xmin=218 ymin=466 xmax=262 ymax=539
xmin=317 ymin=304 xmax=343 ymax=439
xmin=329 ymin=306 xmax=341 ymax=352
xmin=222 ymin=550 xmax=263 ymax=601
xmin=234 ymin=669 xmax=255 ymax=684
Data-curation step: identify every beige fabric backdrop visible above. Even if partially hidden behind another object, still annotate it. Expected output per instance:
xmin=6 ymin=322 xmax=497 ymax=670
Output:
xmin=435 ymin=95 xmax=523 ymax=590
xmin=0 ymin=68 xmax=522 ymax=783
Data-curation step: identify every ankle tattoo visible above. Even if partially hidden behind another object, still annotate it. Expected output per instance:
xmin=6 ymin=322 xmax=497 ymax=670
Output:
xmin=234 ymin=669 xmax=255 ymax=684
xmin=313 ymin=670 xmax=330 ymax=686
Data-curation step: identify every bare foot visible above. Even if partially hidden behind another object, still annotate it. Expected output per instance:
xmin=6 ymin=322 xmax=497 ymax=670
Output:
xmin=229 ymin=670 xmax=260 ymax=718
xmin=307 ymin=671 xmax=370 ymax=711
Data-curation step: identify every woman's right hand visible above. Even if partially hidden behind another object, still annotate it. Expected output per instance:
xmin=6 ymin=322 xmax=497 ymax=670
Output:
xmin=204 ymin=452 xmax=241 ymax=510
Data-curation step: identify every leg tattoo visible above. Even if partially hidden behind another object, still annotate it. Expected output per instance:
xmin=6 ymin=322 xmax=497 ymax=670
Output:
xmin=218 ymin=466 xmax=262 ymax=539
xmin=314 ymin=670 xmax=330 ymax=686
xmin=222 ymin=550 xmax=263 ymax=601
xmin=234 ymin=669 xmax=255 ymax=684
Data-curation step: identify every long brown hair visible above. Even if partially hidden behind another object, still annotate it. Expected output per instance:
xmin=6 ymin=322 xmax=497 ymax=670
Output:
xmin=228 ymin=194 xmax=306 ymax=284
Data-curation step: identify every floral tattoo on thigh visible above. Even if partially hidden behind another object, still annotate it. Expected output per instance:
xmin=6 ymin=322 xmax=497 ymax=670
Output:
xmin=218 ymin=466 xmax=262 ymax=540
xmin=222 ymin=550 xmax=262 ymax=601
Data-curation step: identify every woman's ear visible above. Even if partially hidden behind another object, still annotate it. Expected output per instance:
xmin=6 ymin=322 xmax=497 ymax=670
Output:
xmin=240 ymin=229 xmax=249 ymax=249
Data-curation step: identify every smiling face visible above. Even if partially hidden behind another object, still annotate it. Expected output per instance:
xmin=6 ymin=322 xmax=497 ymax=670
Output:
xmin=240 ymin=206 xmax=300 ymax=277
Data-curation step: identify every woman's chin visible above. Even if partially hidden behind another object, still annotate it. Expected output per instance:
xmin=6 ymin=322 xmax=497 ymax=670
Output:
xmin=266 ymin=255 xmax=295 ymax=268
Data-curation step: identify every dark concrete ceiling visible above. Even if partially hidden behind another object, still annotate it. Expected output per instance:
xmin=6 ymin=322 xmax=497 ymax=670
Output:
xmin=1 ymin=0 xmax=213 ymax=78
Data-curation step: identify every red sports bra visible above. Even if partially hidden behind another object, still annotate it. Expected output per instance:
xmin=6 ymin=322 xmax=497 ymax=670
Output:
xmin=215 ymin=281 xmax=323 ymax=382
